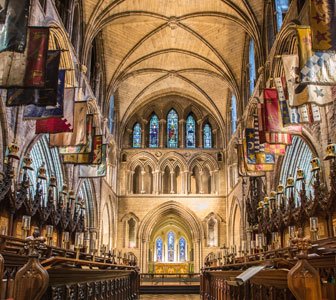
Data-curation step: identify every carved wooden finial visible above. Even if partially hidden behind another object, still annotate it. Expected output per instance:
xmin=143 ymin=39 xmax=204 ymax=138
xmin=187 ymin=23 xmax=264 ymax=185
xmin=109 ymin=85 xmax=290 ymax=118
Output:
xmin=13 ymin=235 xmax=49 ymax=300
xmin=287 ymin=230 xmax=322 ymax=300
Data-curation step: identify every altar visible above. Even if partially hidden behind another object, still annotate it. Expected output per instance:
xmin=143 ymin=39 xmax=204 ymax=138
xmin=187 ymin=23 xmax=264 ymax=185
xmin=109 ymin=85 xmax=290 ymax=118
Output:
xmin=154 ymin=262 xmax=191 ymax=274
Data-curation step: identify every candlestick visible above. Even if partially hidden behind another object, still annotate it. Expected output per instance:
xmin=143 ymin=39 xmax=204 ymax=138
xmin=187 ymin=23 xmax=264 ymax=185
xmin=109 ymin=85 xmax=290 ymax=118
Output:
xmin=46 ymin=225 xmax=53 ymax=246
xmin=310 ymin=217 xmax=318 ymax=241
xmin=22 ymin=215 xmax=31 ymax=239
xmin=62 ymin=231 xmax=70 ymax=249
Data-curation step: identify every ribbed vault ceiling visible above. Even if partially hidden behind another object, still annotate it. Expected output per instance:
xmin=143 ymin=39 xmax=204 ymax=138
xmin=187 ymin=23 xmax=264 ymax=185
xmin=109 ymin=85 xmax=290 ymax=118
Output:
xmin=83 ymin=0 xmax=265 ymax=126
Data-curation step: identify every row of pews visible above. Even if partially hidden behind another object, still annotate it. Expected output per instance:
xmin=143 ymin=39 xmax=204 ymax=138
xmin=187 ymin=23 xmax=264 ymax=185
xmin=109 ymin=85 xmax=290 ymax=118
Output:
xmin=201 ymin=236 xmax=336 ymax=300
xmin=0 ymin=234 xmax=140 ymax=300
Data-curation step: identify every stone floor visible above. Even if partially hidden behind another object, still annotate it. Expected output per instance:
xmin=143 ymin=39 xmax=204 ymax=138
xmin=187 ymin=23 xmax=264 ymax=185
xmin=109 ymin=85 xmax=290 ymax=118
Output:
xmin=140 ymin=295 xmax=200 ymax=299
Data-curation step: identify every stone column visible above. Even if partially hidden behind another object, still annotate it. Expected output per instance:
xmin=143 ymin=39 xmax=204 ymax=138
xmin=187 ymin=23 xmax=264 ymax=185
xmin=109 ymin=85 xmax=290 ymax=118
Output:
xmin=126 ymin=128 xmax=132 ymax=148
xmin=197 ymin=120 xmax=203 ymax=148
xmin=158 ymin=171 xmax=162 ymax=194
xmin=159 ymin=119 xmax=166 ymax=148
xmin=182 ymin=171 xmax=190 ymax=194
xmin=199 ymin=170 xmax=204 ymax=194
xmin=129 ymin=171 xmax=135 ymax=194
xmin=141 ymin=170 xmax=146 ymax=194
xmin=179 ymin=119 xmax=185 ymax=148
xmin=213 ymin=170 xmax=219 ymax=194
xmin=141 ymin=129 xmax=146 ymax=148
xmin=212 ymin=128 xmax=218 ymax=148
xmin=170 ymin=171 xmax=175 ymax=194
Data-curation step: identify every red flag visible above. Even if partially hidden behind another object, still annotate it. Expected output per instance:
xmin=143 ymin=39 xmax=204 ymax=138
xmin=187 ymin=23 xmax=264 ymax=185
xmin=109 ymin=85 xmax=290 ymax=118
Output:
xmin=264 ymin=88 xmax=282 ymax=132
xmin=24 ymin=27 xmax=49 ymax=87
xmin=35 ymin=88 xmax=75 ymax=134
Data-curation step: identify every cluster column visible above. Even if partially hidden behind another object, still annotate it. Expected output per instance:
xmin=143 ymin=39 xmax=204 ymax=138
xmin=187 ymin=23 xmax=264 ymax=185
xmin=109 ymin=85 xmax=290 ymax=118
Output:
xmin=159 ymin=119 xmax=166 ymax=148
xmin=179 ymin=119 xmax=186 ymax=148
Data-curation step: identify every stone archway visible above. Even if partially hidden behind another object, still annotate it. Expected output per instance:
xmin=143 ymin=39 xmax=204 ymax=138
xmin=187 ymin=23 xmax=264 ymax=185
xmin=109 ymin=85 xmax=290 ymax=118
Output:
xmin=137 ymin=201 xmax=204 ymax=273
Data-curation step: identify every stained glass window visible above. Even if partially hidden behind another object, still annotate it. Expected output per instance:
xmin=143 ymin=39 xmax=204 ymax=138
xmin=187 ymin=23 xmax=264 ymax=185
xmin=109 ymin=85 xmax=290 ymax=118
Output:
xmin=179 ymin=237 xmax=186 ymax=262
xmin=156 ymin=237 xmax=163 ymax=262
xmin=167 ymin=231 xmax=175 ymax=262
xmin=249 ymin=39 xmax=256 ymax=96
xmin=186 ymin=115 xmax=196 ymax=148
xmin=275 ymin=0 xmax=289 ymax=31
xmin=132 ymin=123 xmax=141 ymax=148
xmin=279 ymin=136 xmax=314 ymax=206
xmin=231 ymin=95 xmax=237 ymax=134
xmin=149 ymin=114 xmax=159 ymax=148
xmin=109 ymin=95 xmax=114 ymax=133
xmin=203 ymin=124 xmax=212 ymax=149
xmin=167 ymin=109 xmax=178 ymax=148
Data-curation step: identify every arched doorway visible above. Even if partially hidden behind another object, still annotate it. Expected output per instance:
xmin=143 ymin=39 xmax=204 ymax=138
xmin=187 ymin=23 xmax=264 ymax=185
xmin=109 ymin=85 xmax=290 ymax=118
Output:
xmin=138 ymin=201 xmax=203 ymax=273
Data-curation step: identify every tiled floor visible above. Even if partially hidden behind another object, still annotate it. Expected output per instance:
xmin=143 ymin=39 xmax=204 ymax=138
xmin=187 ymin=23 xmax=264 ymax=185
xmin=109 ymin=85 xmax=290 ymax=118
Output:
xmin=141 ymin=295 xmax=200 ymax=299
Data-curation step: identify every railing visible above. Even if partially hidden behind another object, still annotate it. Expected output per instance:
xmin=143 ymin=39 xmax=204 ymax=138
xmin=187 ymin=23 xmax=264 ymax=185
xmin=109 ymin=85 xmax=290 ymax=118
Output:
xmin=0 ymin=235 xmax=140 ymax=300
xmin=140 ymin=273 xmax=200 ymax=286
xmin=202 ymin=235 xmax=335 ymax=300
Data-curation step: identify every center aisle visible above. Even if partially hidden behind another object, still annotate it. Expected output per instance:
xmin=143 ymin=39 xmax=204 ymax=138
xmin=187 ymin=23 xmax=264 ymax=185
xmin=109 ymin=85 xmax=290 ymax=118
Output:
xmin=140 ymin=295 xmax=200 ymax=299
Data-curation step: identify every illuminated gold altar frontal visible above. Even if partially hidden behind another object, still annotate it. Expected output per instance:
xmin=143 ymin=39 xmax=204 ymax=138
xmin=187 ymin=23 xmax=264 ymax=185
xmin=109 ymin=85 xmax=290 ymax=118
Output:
xmin=154 ymin=263 xmax=189 ymax=274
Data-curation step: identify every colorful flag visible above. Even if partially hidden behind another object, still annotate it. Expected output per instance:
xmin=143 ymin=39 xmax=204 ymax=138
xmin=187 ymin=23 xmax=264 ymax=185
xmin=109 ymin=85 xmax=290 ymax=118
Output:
xmin=261 ymin=132 xmax=292 ymax=145
xmin=297 ymin=27 xmax=336 ymax=84
xmin=0 ymin=0 xmax=30 ymax=52
xmin=242 ymin=140 xmax=274 ymax=172
xmin=79 ymin=145 xmax=107 ymax=178
xmin=23 ymin=70 xmax=65 ymax=120
xmin=62 ymin=134 xmax=101 ymax=165
xmin=58 ymin=114 xmax=94 ymax=154
xmin=264 ymin=88 xmax=282 ymax=132
xmin=6 ymin=51 xmax=61 ymax=106
xmin=310 ymin=0 xmax=336 ymax=51
xmin=24 ymin=27 xmax=50 ymax=87
xmin=49 ymin=101 xmax=87 ymax=147
xmin=264 ymin=143 xmax=286 ymax=155
xmin=282 ymin=53 xmax=336 ymax=106
xmin=35 ymin=88 xmax=75 ymax=133
xmin=245 ymin=128 xmax=256 ymax=164
xmin=274 ymin=77 xmax=292 ymax=125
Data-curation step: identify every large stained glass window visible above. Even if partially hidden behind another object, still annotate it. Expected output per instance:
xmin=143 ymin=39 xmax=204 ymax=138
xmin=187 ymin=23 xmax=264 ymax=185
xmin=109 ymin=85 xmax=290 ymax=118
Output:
xmin=149 ymin=114 xmax=159 ymax=148
xmin=179 ymin=237 xmax=186 ymax=262
xmin=275 ymin=0 xmax=289 ymax=31
xmin=167 ymin=231 xmax=175 ymax=262
xmin=186 ymin=115 xmax=196 ymax=148
xmin=249 ymin=39 xmax=256 ymax=96
xmin=156 ymin=237 xmax=163 ymax=262
xmin=132 ymin=123 xmax=141 ymax=148
xmin=279 ymin=136 xmax=314 ymax=206
xmin=231 ymin=94 xmax=237 ymax=134
xmin=167 ymin=109 xmax=178 ymax=148
xmin=203 ymin=123 xmax=212 ymax=149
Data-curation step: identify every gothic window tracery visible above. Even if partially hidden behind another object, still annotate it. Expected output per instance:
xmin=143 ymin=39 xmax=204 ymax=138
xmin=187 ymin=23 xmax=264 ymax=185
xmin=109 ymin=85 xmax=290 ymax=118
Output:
xmin=275 ymin=0 xmax=289 ymax=31
xmin=279 ymin=136 xmax=314 ymax=205
xmin=167 ymin=109 xmax=179 ymax=148
xmin=167 ymin=231 xmax=175 ymax=262
xmin=29 ymin=135 xmax=63 ymax=196
xmin=249 ymin=39 xmax=256 ymax=96
xmin=231 ymin=95 xmax=237 ymax=135
xmin=156 ymin=237 xmax=163 ymax=262
xmin=186 ymin=115 xmax=196 ymax=148
xmin=203 ymin=124 xmax=212 ymax=149
xmin=149 ymin=114 xmax=159 ymax=148
xmin=132 ymin=123 xmax=141 ymax=148
xmin=179 ymin=237 xmax=186 ymax=262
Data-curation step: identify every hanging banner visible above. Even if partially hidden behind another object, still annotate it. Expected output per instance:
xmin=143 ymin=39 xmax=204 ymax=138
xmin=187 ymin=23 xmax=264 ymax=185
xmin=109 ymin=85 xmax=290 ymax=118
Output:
xmin=24 ymin=27 xmax=49 ymax=87
xmin=35 ymin=88 xmax=75 ymax=133
xmin=79 ymin=145 xmax=107 ymax=178
xmin=310 ymin=0 xmax=336 ymax=51
xmin=49 ymin=101 xmax=87 ymax=147
xmin=264 ymin=88 xmax=282 ymax=132
xmin=0 ymin=0 xmax=30 ymax=52
xmin=23 ymin=70 xmax=65 ymax=119
xmin=6 ymin=51 xmax=61 ymax=106
xmin=297 ymin=26 xmax=336 ymax=84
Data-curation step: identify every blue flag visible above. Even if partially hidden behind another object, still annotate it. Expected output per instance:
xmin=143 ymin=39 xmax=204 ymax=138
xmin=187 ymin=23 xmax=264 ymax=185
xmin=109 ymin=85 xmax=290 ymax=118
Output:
xmin=23 ymin=70 xmax=66 ymax=120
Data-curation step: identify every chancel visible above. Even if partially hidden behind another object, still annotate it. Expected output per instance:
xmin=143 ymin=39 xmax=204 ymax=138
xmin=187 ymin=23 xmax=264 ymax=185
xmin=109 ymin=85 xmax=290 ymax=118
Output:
xmin=0 ymin=0 xmax=336 ymax=300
